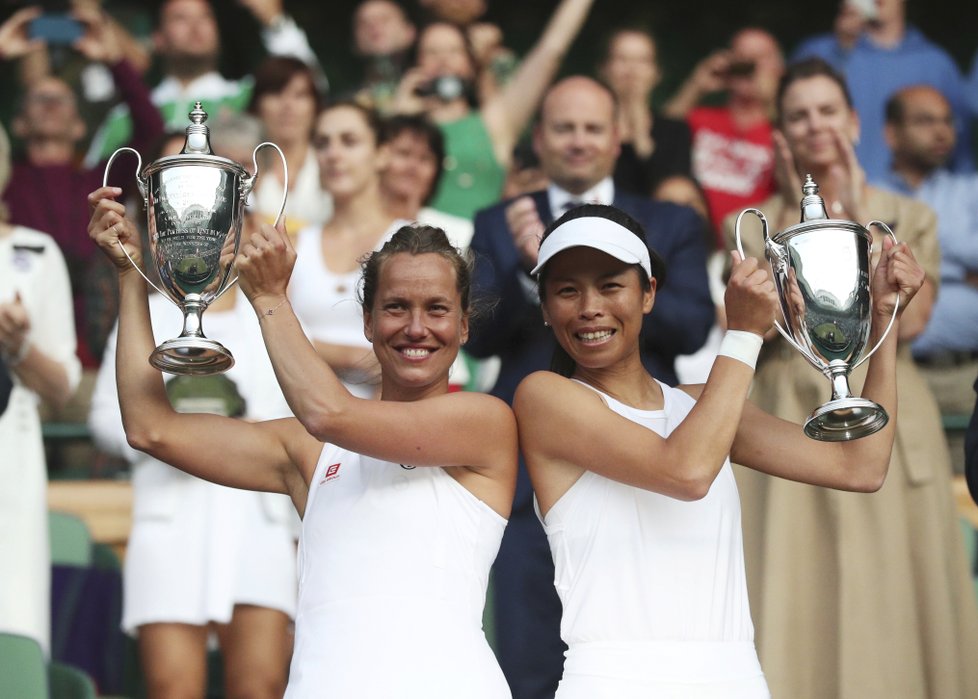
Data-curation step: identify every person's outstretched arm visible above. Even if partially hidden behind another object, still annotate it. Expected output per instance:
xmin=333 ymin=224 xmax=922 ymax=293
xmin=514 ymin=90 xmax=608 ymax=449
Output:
xmin=728 ymin=236 xmax=924 ymax=491
xmin=518 ymin=252 xmax=777 ymax=512
xmin=87 ymin=187 xmax=310 ymax=503
xmin=662 ymin=49 xmax=731 ymax=119
xmin=481 ymin=0 xmax=595 ymax=168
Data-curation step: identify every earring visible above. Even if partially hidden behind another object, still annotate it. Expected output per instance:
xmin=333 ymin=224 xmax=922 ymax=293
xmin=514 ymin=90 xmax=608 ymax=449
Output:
xmin=543 ymin=321 xmax=550 ymax=327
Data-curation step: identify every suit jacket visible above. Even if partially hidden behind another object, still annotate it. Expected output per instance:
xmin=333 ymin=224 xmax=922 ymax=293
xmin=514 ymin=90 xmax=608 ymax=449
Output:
xmin=468 ymin=190 xmax=714 ymax=510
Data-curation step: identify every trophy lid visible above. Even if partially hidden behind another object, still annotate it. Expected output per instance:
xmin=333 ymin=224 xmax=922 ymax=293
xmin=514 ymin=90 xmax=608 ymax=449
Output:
xmin=182 ymin=102 xmax=213 ymax=155
xmin=799 ymin=174 xmax=828 ymax=223
xmin=142 ymin=101 xmax=246 ymax=178
xmin=772 ymin=173 xmax=870 ymax=245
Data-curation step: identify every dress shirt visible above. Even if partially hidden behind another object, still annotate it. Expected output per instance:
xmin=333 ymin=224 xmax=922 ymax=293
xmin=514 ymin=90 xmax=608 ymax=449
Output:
xmin=882 ymin=168 xmax=978 ymax=355
xmin=548 ymin=178 xmax=614 ymax=215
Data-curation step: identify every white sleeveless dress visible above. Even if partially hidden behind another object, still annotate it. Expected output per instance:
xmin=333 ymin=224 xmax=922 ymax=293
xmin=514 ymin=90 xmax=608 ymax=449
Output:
xmin=539 ymin=381 xmax=770 ymax=698
xmin=285 ymin=445 xmax=511 ymax=698
xmin=89 ymin=292 xmax=298 ymax=633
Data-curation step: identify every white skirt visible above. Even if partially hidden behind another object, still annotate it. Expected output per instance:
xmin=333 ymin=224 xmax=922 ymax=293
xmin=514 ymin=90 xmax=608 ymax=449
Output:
xmin=556 ymin=641 xmax=770 ymax=699
xmin=122 ymin=459 xmax=297 ymax=633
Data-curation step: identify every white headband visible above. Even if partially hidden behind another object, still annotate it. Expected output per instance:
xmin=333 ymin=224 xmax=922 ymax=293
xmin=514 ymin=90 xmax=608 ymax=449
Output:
xmin=530 ymin=216 xmax=652 ymax=278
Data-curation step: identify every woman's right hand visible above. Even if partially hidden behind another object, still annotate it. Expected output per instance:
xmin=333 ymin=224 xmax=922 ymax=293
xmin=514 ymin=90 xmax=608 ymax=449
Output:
xmin=724 ymin=251 xmax=778 ymax=337
xmin=87 ymin=186 xmax=142 ymax=272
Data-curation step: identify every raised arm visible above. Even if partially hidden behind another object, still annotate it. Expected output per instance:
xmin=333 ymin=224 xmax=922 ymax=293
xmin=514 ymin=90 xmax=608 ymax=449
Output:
xmin=518 ymin=253 xmax=777 ymax=511
xmin=86 ymin=187 xmax=310 ymax=506
xmin=662 ymin=49 xmax=732 ymax=119
xmin=481 ymin=0 xmax=594 ymax=167
xmin=72 ymin=5 xmax=164 ymax=161
xmin=240 ymin=0 xmax=327 ymax=89
xmin=729 ymin=236 xmax=924 ymax=491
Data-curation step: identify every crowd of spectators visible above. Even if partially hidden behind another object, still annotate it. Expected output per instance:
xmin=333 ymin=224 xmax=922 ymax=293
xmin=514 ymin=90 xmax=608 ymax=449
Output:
xmin=2 ymin=0 xmax=978 ymax=697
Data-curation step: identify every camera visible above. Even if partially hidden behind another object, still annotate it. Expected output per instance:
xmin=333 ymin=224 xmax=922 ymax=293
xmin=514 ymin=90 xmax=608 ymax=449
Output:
xmin=29 ymin=13 xmax=84 ymax=46
xmin=414 ymin=75 xmax=466 ymax=102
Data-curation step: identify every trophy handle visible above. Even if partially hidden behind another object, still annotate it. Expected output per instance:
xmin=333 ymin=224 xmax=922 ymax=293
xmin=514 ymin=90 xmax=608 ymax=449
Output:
xmin=734 ymin=208 xmax=816 ymax=361
xmin=102 ymin=148 xmax=171 ymax=299
xmin=247 ymin=141 xmax=289 ymax=226
xmin=216 ymin=142 xmax=290 ymax=303
xmin=851 ymin=220 xmax=900 ymax=370
xmin=103 ymin=146 xmax=147 ymax=200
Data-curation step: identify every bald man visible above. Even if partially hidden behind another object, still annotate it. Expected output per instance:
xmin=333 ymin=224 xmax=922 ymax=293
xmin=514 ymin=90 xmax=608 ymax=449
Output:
xmin=467 ymin=75 xmax=713 ymax=699
xmin=882 ymin=85 xmax=978 ymax=473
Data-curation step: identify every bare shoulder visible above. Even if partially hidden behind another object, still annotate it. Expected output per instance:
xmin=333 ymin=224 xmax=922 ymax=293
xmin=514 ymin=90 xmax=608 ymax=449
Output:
xmin=427 ymin=390 xmax=517 ymax=443
xmin=515 ymin=370 xmax=583 ymax=405
xmin=513 ymin=371 xmax=608 ymax=424
xmin=443 ymin=389 xmax=514 ymax=419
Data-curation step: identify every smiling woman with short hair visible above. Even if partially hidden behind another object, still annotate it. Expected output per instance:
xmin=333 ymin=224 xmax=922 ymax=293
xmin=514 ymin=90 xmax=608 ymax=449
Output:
xmin=87 ymin=186 xmax=517 ymax=698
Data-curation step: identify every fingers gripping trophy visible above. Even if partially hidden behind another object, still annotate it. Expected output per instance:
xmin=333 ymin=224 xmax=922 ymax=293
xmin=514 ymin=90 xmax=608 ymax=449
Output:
xmin=104 ymin=103 xmax=287 ymax=375
xmin=735 ymin=175 xmax=899 ymax=441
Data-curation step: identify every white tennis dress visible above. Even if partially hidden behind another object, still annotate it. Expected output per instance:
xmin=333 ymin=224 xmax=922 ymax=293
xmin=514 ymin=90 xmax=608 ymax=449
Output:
xmin=285 ymin=445 xmax=511 ymax=698
xmin=89 ymin=292 xmax=297 ymax=633
xmin=540 ymin=381 xmax=770 ymax=698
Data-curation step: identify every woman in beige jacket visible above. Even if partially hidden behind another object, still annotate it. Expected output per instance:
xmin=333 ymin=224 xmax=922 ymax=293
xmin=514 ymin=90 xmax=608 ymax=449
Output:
xmin=724 ymin=57 xmax=978 ymax=699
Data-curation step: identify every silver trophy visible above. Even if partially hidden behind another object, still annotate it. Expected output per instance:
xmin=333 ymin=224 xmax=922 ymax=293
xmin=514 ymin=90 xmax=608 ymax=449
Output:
xmin=104 ymin=103 xmax=287 ymax=375
xmin=735 ymin=175 xmax=899 ymax=441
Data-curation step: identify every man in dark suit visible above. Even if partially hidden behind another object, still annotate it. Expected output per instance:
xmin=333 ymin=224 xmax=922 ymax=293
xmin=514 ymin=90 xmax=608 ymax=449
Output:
xmin=468 ymin=75 xmax=714 ymax=699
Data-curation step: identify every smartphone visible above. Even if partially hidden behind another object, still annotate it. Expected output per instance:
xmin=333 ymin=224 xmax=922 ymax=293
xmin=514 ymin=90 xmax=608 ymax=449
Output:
xmin=29 ymin=14 xmax=84 ymax=46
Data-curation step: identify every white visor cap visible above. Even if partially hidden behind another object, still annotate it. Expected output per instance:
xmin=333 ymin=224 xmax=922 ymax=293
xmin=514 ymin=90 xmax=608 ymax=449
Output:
xmin=530 ymin=216 xmax=652 ymax=278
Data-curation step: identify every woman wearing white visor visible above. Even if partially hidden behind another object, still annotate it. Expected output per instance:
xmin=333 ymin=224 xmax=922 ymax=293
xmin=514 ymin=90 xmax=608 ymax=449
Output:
xmin=513 ymin=203 xmax=923 ymax=697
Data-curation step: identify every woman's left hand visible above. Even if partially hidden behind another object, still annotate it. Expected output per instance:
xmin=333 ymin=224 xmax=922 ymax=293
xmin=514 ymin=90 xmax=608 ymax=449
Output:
xmin=236 ymin=221 xmax=296 ymax=308
xmin=871 ymin=236 xmax=924 ymax=321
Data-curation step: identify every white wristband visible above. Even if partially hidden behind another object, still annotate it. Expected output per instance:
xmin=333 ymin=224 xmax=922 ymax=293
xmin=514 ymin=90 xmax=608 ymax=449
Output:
xmin=717 ymin=330 xmax=763 ymax=369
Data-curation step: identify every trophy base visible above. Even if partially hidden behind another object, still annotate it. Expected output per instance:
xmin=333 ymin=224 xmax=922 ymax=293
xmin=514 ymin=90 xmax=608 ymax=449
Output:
xmin=803 ymin=398 xmax=889 ymax=442
xmin=150 ymin=337 xmax=235 ymax=376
